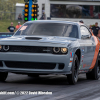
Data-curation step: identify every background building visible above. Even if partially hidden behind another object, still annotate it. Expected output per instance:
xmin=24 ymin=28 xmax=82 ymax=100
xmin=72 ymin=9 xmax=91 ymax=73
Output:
xmin=15 ymin=3 xmax=25 ymax=20
xmin=38 ymin=0 xmax=100 ymax=25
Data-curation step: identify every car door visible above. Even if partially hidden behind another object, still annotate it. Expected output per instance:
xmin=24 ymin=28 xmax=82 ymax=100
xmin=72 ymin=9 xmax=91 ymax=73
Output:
xmin=79 ymin=26 xmax=96 ymax=70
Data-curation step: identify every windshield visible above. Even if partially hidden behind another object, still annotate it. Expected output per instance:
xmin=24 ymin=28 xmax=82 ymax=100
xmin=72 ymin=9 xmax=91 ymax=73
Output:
xmin=14 ymin=23 xmax=79 ymax=38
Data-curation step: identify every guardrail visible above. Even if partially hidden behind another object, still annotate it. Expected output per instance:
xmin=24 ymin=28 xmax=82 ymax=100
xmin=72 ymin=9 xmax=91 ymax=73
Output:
xmin=0 ymin=32 xmax=14 ymax=38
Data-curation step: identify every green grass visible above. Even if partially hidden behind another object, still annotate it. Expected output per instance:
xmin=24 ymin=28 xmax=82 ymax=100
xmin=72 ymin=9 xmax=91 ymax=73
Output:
xmin=0 ymin=20 xmax=24 ymax=32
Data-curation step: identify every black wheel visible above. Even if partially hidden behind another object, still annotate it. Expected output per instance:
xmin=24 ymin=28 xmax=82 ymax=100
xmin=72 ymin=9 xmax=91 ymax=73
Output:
xmin=28 ymin=74 xmax=39 ymax=78
xmin=0 ymin=72 xmax=8 ymax=82
xmin=86 ymin=53 xmax=100 ymax=80
xmin=67 ymin=54 xmax=79 ymax=85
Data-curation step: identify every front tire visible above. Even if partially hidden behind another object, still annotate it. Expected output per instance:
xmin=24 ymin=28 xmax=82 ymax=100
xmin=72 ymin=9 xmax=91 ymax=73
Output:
xmin=86 ymin=53 xmax=100 ymax=80
xmin=0 ymin=72 xmax=8 ymax=82
xmin=67 ymin=54 xmax=79 ymax=85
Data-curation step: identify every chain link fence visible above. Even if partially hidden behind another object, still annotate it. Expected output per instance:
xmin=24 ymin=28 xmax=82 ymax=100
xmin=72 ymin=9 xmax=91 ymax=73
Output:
xmin=0 ymin=12 xmax=47 ymax=21
xmin=0 ymin=12 xmax=24 ymax=22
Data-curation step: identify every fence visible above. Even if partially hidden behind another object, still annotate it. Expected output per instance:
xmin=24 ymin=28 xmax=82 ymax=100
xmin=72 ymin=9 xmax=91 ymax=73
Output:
xmin=0 ymin=12 xmax=24 ymax=21
xmin=0 ymin=12 xmax=46 ymax=21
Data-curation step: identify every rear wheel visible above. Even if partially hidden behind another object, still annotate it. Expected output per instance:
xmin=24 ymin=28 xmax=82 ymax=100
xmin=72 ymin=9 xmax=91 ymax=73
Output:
xmin=67 ymin=54 xmax=79 ymax=85
xmin=86 ymin=54 xmax=100 ymax=80
xmin=0 ymin=72 xmax=8 ymax=82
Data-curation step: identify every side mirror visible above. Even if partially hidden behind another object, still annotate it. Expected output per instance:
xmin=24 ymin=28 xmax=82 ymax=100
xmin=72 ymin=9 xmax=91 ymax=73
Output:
xmin=81 ymin=35 xmax=90 ymax=39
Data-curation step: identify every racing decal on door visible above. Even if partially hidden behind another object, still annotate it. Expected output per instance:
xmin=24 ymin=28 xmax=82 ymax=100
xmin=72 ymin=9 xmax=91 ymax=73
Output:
xmin=83 ymin=64 xmax=90 ymax=68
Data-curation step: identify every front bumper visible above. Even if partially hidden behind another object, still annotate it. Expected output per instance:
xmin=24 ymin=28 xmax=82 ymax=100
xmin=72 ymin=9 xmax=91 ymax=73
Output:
xmin=0 ymin=52 xmax=72 ymax=75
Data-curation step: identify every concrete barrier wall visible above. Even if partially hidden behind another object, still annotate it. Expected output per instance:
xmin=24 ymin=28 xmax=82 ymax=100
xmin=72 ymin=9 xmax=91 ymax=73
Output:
xmin=0 ymin=32 xmax=14 ymax=38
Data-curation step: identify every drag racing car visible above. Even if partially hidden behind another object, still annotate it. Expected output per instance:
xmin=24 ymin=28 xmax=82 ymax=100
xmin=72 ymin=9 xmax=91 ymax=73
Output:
xmin=0 ymin=20 xmax=99 ymax=85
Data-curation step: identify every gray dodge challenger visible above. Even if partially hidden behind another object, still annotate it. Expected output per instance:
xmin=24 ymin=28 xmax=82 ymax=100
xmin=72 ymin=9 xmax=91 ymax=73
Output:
xmin=0 ymin=20 xmax=100 ymax=85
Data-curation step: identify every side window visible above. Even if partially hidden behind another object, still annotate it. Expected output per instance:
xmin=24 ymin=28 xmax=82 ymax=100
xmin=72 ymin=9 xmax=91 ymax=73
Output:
xmin=64 ymin=25 xmax=78 ymax=38
xmin=80 ymin=26 xmax=91 ymax=38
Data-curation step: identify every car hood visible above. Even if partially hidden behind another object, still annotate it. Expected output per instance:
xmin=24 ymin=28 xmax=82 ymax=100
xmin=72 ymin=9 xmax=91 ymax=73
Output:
xmin=0 ymin=36 xmax=77 ymax=47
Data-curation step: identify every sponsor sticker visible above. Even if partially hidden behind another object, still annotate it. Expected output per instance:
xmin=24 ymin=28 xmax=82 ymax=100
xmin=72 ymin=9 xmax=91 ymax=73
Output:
xmin=82 ymin=55 xmax=84 ymax=58
xmin=83 ymin=64 xmax=86 ymax=68
xmin=79 ymin=65 xmax=82 ymax=69
xmin=68 ymin=63 xmax=72 ymax=67
xmin=70 ymin=52 xmax=74 ymax=57
xmin=20 ymin=26 xmax=27 ymax=31
xmin=82 ymin=48 xmax=84 ymax=52
xmin=70 ymin=58 xmax=73 ymax=61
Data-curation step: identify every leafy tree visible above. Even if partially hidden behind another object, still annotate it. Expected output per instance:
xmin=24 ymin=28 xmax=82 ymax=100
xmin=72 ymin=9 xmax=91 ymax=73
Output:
xmin=0 ymin=0 xmax=24 ymax=20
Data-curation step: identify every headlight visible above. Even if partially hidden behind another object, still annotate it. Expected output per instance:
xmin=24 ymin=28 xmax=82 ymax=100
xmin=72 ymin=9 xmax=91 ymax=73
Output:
xmin=3 ymin=45 xmax=9 ymax=51
xmin=61 ymin=48 xmax=68 ymax=53
xmin=53 ymin=47 xmax=68 ymax=54
xmin=0 ymin=45 xmax=2 ymax=50
xmin=53 ymin=47 xmax=60 ymax=53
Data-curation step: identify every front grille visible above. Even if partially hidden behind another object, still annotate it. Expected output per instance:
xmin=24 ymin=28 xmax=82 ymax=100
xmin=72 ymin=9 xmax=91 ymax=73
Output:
xmin=4 ymin=61 xmax=56 ymax=69
xmin=5 ymin=46 xmax=53 ymax=53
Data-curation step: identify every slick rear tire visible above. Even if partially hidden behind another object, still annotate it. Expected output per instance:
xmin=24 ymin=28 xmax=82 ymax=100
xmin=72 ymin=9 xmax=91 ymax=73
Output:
xmin=67 ymin=54 xmax=79 ymax=85
xmin=0 ymin=72 xmax=8 ymax=82
xmin=86 ymin=53 xmax=100 ymax=80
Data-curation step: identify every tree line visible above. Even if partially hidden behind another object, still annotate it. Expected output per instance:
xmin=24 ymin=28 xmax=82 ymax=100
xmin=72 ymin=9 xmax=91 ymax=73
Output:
xmin=0 ymin=0 xmax=24 ymax=20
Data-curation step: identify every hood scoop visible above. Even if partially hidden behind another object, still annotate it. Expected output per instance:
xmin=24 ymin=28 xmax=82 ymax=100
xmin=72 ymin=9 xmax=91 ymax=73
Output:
xmin=25 ymin=37 xmax=42 ymax=40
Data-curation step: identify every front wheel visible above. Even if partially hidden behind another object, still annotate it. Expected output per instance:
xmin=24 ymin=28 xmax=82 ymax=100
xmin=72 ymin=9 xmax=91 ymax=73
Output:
xmin=0 ymin=72 xmax=8 ymax=82
xmin=67 ymin=54 xmax=79 ymax=85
